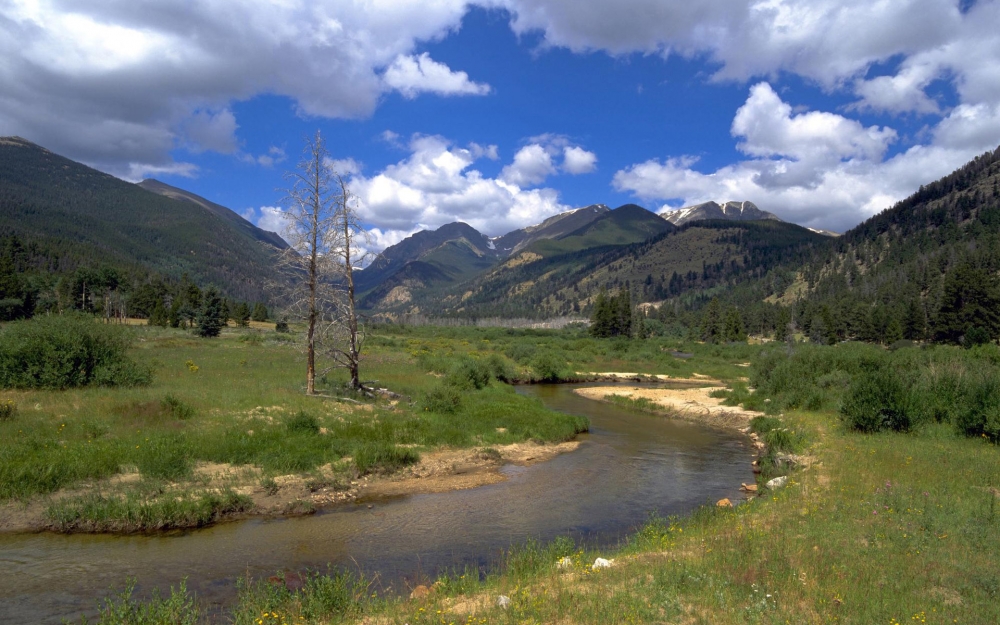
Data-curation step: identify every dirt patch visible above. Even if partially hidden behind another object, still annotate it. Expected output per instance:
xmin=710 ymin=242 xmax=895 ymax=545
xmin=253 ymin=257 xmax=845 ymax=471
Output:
xmin=361 ymin=441 xmax=580 ymax=498
xmin=574 ymin=385 xmax=762 ymax=429
xmin=578 ymin=372 xmax=723 ymax=385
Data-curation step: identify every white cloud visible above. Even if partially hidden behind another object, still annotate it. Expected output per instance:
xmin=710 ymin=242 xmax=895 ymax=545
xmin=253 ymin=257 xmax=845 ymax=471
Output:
xmin=383 ymin=53 xmax=491 ymax=98
xmin=501 ymin=144 xmax=557 ymax=187
xmin=613 ymin=83 xmax=999 ymax=232
xmin=0 ymin=0 xmax=476 ymax=176
xmin=345 ymin=134 xmax=573 ymax=249
xmin=255 ymin=205 xmax=295 ymax=244
xmin=562 ymin=145 xmax=597 ymax=174
xmin=326 ymin=157 xmax=362 ymax=176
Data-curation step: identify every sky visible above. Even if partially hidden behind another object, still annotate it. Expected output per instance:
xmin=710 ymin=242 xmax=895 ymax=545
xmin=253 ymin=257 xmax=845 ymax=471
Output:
xmin=3 ymin=0 xmax=1000 ymax=249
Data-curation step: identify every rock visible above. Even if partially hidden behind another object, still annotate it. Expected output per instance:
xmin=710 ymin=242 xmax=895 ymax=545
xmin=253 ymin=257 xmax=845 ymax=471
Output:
xmin=716 ymin=498 xmax=734 ymax=508
xmin=766 ymin=476 xmax=788 ymax=490
xmin=556 ymin=556 xmax=573 ymax=570
xmin=774 ymin=452 xmax=802 ymax=468
xmin=410 ymin=585 xmax=431 ymax=599
xmin=497 ymin=595 xmax=511 ymax=609
xmin=740 ymin=483 xmax=758 ymax=493
xmin=592 ymin=557 xmax=615 ymax=570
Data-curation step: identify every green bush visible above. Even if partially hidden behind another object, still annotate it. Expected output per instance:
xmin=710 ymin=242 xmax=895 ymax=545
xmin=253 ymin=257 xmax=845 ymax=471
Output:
xmin=955 ymin=373 xmax=1000 ymax=442
xmin=485 ymin=352 xmax=517 ymax=382
xmin=531 ymin=350 xmax=567 ymax=382
xmin=0 ymin=399 xmax=16 ymax=421
xmin=286 ymin=411 xmax=320 ymax=435
xmin=749 ymin=416 xmax=782 ymax=435
xmin=421 ymin=385 xmax=463 ymax=414
xmin=445 ymin=357 xmax=492 ymax=390
xmin=87 ymin=578 xmax=199 ymax=625
xmin=840 ymin=366 xmax=914 ymax=433
xmin=0 ymin=314 xmax=152 ymax=389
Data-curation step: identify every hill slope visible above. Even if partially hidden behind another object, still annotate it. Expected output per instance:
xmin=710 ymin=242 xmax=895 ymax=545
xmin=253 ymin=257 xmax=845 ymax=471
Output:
xmin=662 ymin=200 xmax=782 ymax=226
xmin=0 ymin=137 xmax=285 ymax=301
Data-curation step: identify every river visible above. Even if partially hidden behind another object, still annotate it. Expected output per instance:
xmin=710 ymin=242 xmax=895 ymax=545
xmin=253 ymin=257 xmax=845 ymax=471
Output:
xmin=0 ymin=383 xmax=754 ymax=623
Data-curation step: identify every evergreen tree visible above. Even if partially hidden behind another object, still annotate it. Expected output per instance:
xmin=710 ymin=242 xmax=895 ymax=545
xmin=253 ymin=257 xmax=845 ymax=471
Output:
xmin=774 ymin=307 xmax=791 ymax=342
xmin=589 ymin=289 xmax=613 ymax=338
xmin=933 ymin=261 xmax=1000 ymax=344
xmin=615 ymin=288 xmax=633 ymax=338
xmin=903 ymin=298 xmax=926 ymax=340
xmin=251 ymin=302 xmax=269 ymax=322
xmin=195 ymin=288 xmax=226 ymax=338
xmin=700 ymin=298 xmax=722 ymax=343
xmin=884 ymin=317 xmax=904 ymax=344
xmin=722 ymin=306 xmax=746 ymax=343
xmin=168 ymin=297 xmax=181 ymax=328
xmin=148 ymin=298 xmax=168 ymax=327
xmin=233 ymin=301 xmax=251 ymax=328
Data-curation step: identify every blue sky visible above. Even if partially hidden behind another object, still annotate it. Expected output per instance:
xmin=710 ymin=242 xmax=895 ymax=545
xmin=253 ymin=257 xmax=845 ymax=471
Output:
xmin=3 ymin=1 xmax=1000 ymax=247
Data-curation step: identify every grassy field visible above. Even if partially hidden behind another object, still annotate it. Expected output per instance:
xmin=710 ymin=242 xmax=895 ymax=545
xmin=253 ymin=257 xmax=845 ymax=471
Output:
xmin=4 ymin=320 xmax=999 ymax=622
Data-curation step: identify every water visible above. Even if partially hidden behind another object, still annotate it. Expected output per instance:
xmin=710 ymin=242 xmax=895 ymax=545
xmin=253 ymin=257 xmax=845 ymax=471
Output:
xmin=0 ymin=383 xmax=755 ymax=623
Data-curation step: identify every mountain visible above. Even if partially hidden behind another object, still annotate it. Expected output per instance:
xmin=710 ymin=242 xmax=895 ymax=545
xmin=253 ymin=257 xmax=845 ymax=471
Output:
xmin=492 ymin=204 xmax=610 ymax=254
xmin=528 ymin=204 xmax=675 ymax=256
xmin=759 ymin=145 xmax=1000 ymax=343
xmin=0 ymin=137 xmax=286 ymax=301
xmin=355 ymin=222 xmax=499 ymax=295
xmin=428 ymin=219 xmax=825 ymax=319
xmin=137 ymin=179 xmax=288 ymax=250
xmin=662 ymin=200 xmax=782 ymax=226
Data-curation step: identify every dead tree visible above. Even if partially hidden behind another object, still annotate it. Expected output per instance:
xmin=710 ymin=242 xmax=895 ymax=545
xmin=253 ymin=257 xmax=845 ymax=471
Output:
xmin=276 ymin=131 xmax=371 ymax=394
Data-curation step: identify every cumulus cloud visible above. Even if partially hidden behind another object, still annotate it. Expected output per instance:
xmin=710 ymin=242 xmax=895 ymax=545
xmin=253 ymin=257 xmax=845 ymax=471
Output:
xmin=613 ymin=84 xmax=1000 ymax=232
xmin=344 ymin=134 xmax=573 ymax=249
xmin=0 ymin=0 xmax=476 ymax=176
xmin=501 ymin=144 xmax=557 ymax=187
xmin=562 ymin=146 xmax=598 ymax=174
xmin=383 ymin=53 xmax=491 ymax=98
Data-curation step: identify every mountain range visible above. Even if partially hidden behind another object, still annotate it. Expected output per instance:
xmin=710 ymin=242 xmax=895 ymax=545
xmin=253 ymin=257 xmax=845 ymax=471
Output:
xmin=6 ymin=134 xmax=998 ymax=336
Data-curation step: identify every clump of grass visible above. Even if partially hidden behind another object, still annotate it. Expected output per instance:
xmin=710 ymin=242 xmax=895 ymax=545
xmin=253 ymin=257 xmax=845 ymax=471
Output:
xmin=133 ymin=434 xmax=191 ymax=480
xmin=352 ymin=442 xmax=419 ymax=475
xmin=604 ymin=393 xmax=660 ymax=412
xmin=231 ymin=569 xmax=372 ymax=625
xmin=0 ymin=398 xmax=16 ymax=421
xmin=81 ymin=577 xmax=199 ymax=625
xmin=286 ymin=411 xmax=320 ymax=435
xmin=160 ymin=394 xmax=195 ymax=420
xmin=47 ymin=490 xmax=253 ymax=533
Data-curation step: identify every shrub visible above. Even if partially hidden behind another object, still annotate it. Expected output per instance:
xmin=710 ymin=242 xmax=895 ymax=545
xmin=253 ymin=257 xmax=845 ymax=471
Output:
xmin=749 ymin=416 xmax=782 ymax=435
xmin=275 ymin=319 xmax=290 ymax=333
xmin=89 ymin=578 xmax=199 ymax=625
xmin=531 ymin=350 xmax=567 ymax=382
xmin=954 ymin=373 xmax=1000 ymax=442
xmin=840 ymin=366 xmax=914 ymax=433
xmin=421 ymin=385 xmax=462 ymax=413
xmin=445 ymin=358 xmax=492 ymax=390
xmin=485 ymin=352 xmax=517 ymax=382
xmin=0 ymin=314 xmax=152 ymax=389
xmin=286 ymin=411 xmax=320 ymax=435
xmin=0 ymin=399 xmax=16 ymax=421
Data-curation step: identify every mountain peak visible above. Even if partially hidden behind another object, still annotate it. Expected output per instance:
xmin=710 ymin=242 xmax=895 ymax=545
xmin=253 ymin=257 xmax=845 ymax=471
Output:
xmin=661 ymin=200 xmax=782 ymax=226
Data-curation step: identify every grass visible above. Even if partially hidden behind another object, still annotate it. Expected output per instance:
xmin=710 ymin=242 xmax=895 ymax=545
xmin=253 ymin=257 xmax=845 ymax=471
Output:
xmin=78 ymin=412 xmax=1000 ymax=623
xmin=53 ymin=330 xmax=1000 ymax=623
xmin=47 ymin=489 xmax=254 ymax=533
xmin=0 ymin=323 xmax=594 ymax=530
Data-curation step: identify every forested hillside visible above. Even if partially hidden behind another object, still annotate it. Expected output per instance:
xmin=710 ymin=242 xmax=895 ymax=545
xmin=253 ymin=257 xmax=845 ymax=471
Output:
xmin=0 ymin=137 xmax=288 ymax=319
xmin=768 ymin=145 xmax=1000 ymax=345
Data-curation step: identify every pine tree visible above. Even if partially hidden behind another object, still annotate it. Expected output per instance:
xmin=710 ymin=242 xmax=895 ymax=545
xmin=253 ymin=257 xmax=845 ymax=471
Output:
xmin=251 ymin=302 xmax=269 ymax=322
xmin=700 ymin=298 xmax=722 ymax=343
xmin=195 ymin=288 xmax=226 ymax=338
xmin=148 ymin=298 xmax=168 ymax=327
xmin=903 ymin=298 xmax=926 ymax=340
xmin=233 ymin=302 xmax=251 ymax=328
xmin=723 ymin=306 xmax=746 ymax=343
xmin=589 ymin=289 xmax=614 ymax=338
xmin=933 ymin=261 xmax=1000 ymax=344
xmin=774 ymin=307 xmax=791 ymax=342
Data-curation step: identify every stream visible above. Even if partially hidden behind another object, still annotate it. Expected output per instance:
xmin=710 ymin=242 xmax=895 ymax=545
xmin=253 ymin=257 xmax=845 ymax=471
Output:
xmin=0 ymin=383 xmax=755 ymax=623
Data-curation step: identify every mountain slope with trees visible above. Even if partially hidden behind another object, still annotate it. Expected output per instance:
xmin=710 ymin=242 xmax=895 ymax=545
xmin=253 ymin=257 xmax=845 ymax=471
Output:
xmin=0 ymin=137 xmax=287 ymax=308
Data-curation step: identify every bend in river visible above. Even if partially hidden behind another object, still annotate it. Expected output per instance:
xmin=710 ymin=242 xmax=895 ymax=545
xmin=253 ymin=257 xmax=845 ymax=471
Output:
xmin=0 ymin=383 xmax=755 ymax=624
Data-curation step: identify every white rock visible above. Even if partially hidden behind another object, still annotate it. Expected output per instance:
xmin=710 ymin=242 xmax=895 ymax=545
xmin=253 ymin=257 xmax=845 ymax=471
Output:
xmin=556 ymin=556 xmax=573 ymax=570
xmin=496 ymin=595 xmax=511 ymax=609
xmin=592 ymin=557 xmax=615 ymax=570
xmin=766 ymin=476 xmax=788 ymax=489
